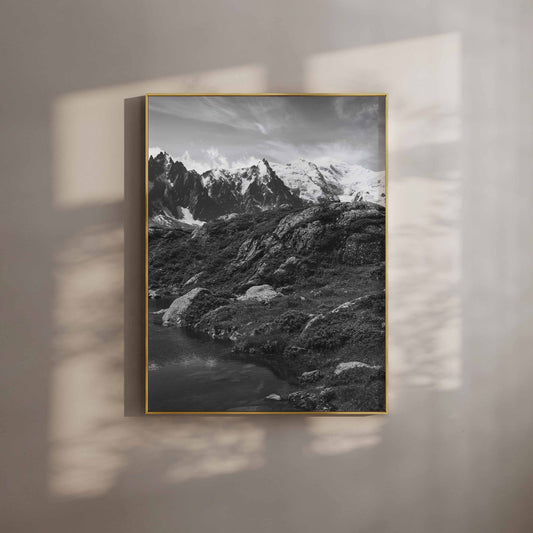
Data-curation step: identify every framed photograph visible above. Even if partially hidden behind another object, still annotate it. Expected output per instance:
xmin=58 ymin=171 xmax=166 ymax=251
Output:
xmin=145 ymin=93 xmax=387 ymax=414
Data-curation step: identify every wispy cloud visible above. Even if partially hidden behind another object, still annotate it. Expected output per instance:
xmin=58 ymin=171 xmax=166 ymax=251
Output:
xmin=150 ymin=96 xmax=289 ymax=135
xmin=333 ymin=96 xmax=383 ymax=128
xmin=156 ymin=147 xmax=260 ymax=174
xmin=149 ymin=95 xmax=385 ymax=171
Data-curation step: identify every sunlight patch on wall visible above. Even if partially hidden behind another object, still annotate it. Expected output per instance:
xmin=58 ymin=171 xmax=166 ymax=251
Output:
xmin=51 ymin=223 xmax=266 ymax=498
xmin=52 ymin=64 xmax=266 ymax=208
xmin=305 ymin=416 xmax=385 ymax=456
xmin=162 ymin=420 xmax=265 ymax=485
xmin=51 ymin=223 xmax=126 ymax=498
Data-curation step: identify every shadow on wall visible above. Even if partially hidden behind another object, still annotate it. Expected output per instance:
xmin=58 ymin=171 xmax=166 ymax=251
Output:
xmin=45 ymin=34 xmax=464 ymax=527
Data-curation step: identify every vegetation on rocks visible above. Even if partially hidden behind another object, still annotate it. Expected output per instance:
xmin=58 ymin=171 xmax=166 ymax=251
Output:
xmin=149 ymin=200 xmax=386 ymax=411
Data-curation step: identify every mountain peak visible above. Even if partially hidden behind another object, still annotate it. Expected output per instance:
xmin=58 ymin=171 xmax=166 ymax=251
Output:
xmin=148 ymin=150 xmax=174 ymax=182
xmin=155 ymin=150 xmax=172 ymax=161
xmin=258 ymin=157 xmax=272 ymax=169
xmin=255 ymin=158 xmax=274 ymax=177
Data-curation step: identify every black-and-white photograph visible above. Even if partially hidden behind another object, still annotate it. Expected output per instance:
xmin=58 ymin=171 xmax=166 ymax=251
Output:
xmin=147 ymin=94 xmax=386 ymax=413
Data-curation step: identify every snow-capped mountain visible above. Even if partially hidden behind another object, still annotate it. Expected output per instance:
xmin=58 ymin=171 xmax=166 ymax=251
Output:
xmin=270 ymin=159 xmax=342 ymax=203
xmin=321 ymin=161 xmax=386 ymax=205
xmin=148 ymin=153 xmax=303 ymax=227
xmin=148 ymin=151 xmax=385 ymax=227
xmin=270 ymin=159 xmax=385 ymax=205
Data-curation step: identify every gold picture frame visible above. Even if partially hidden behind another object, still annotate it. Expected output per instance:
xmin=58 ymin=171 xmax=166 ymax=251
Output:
xmin=145 ymin=93 xmax=388 ymax=415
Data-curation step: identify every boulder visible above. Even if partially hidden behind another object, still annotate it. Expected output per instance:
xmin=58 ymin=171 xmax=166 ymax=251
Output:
xmin=334 ymin=361 xmax=382 ymax=375
xmin=237 ymin=284 xmax=280 ymax=302
xmin=287 ymin=391 xmax=334 ymax=411
xmin=183 ymin=271 xmax=204 ymax=287
xmin=288 ymin=391 xmax=317 ymax=411
xmin=162 ymin=288 xmax=227 ymax=327
xmin=162 ymin=288 xmax=207 ymax=326
xmin=299 ymin=370 xmax=321 ymax=383
xmin=330 ymin=361 xmax=385 ymax=387
xmin=265 ymin=394 xmax=281 ymax=401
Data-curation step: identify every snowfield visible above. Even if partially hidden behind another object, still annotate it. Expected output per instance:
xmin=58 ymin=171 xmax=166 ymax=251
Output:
xmin=271 ymin=159 xmax=385 ymax=206
xmin=204 ymin=157 xmax=385 ymax=206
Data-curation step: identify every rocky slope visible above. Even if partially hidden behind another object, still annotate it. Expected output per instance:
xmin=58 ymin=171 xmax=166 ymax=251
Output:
xmin=149 ymin=200 xmax=386 ymax=411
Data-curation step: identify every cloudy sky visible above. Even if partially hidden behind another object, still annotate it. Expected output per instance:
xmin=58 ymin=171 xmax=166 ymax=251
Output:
xmin=149 ymin=95 xmax=385 ymax=172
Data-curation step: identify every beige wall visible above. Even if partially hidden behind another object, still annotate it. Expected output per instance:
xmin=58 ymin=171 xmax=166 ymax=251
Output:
xmin=1 ymin=1 xmax=532 ymax=532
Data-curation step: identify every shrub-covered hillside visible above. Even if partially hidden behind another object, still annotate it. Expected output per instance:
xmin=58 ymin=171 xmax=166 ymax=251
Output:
xmin=149 ymin=201 xmax=386 ymax=411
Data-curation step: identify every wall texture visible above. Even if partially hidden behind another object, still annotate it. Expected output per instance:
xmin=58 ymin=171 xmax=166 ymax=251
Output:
xmin=1 ymin=1 xmax=532 ymax=532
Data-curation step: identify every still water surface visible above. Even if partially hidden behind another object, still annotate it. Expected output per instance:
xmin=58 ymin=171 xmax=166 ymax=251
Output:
xmin=148 ymin=299 xmax=294 ymax=412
